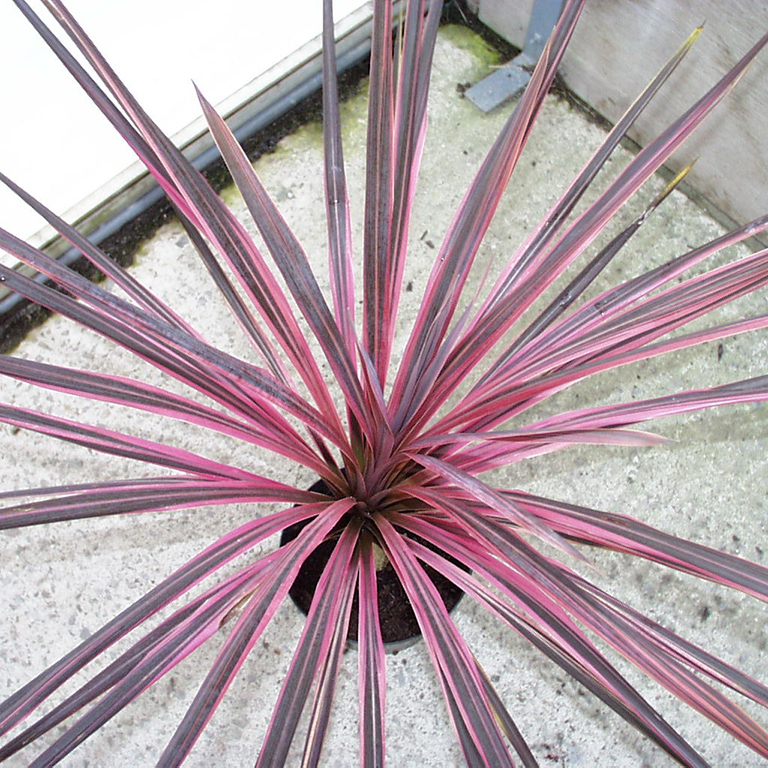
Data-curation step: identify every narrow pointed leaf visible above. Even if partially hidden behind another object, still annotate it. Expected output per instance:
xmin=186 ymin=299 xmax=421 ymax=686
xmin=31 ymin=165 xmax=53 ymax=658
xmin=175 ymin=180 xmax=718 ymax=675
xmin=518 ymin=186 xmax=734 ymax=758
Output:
xmin=376 ymin=514 xmax=515 ymax=766
xmin=357 ymin=534 xmax=387 ymax=768
xmin=157 ymin=499 xmax=353 ymax=766
xmin=197 ymin=88 xmax=375 ymax=438
xmin=256 ymin=519 xmax=362 ymax=766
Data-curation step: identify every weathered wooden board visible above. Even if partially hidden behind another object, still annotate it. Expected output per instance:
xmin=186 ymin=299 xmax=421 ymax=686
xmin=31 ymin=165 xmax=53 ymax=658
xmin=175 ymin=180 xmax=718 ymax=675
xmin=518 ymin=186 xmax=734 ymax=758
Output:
xmin=478 ymin=0 xmax=768 ymax=229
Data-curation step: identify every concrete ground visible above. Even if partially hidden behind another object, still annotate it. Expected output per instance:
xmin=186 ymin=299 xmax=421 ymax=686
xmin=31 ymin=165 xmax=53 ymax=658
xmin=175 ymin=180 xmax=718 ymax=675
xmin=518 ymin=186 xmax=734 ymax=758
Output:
xmin=1 ymin=23 xmax=767 ymax=767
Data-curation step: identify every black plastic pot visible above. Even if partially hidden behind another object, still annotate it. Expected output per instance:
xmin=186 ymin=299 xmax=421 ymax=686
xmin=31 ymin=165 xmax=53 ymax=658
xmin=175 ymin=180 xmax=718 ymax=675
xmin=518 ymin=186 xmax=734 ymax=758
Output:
xmin=281 ymin=481 xmax=468 ymax=653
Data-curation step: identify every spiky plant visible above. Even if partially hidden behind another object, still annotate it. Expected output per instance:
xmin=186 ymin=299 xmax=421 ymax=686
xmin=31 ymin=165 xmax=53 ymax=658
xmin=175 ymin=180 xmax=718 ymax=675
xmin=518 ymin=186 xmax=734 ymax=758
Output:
xmin=1 ymin=0 xmax=767 ymax=764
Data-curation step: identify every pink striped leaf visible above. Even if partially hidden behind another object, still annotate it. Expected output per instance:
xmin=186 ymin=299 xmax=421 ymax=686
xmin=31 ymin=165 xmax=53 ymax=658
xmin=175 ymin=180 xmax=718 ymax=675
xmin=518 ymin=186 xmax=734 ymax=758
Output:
xmin=256 ymin=519 xmax=362 ymax=766
xmin=362 ymin=0 xmax=394 ymax=378
xmin=572 ymin=574 xmax=768 ymax=706
xmin=530 ymin=248 xmax=768 ymax=380
xmin=322 ymin=0 xmax=356 ymax=354
xmin=555 ymin=573 xmax=768 ymax=756
xmin=412 ymin=426 xmax=667 ymax=451
xmin=357 ymin=534 xmax=386 ymax=768
xmin=413 ymin=499 xmax=768 ymax=744
xmin=530 ymin=376 xmax=768 ymax=433
xmin=374 ymin=514 xmax=515 ymax=766
xmin=397 ymin=500 xmax=707 ymax=765
xmin=408 ymin=452 xmax=586 ymax=563
xmin=0 ymin=403 xmax=262 ymax=481
xmin=0 ymin=500 xmax=332 ymax=737
xmin=9 ymin=1 xmax=293 ymax=380
xmin=0 ymin=476 xmax=311 ymax=529
xmin=475 ymin=665 xmax=537 ymax=768
xmin=156 ymin=499 xmax=353 ymax=765
xmin=438 ymin=669 xmax=488 ymax=768
xmin=417 ymin=31 xmax=706 ymax=426
xmin=0 ymin=170 xmax=195 ymax=336
xmin=443 ymin=27 xmax=768 ymax=416
xmin=437 ymin=314 xmax=768 ymax=441
xmin=483 ymin=216 xmax=768 ymax=393
xmin=434 ymin=216 xmax=768 ymax=433
xmin=398 ymin=526 xmax=664 ymax=765
xmin=473 ymin=25 xmax=702 ymax=326
xmin=33 ymin=0 xmax=341 ymax=421
xmin=0 ymin=257 xmax=341 ymax=448
xmin=374 ymin=0 xmax=442 ymax=382
xmin=0 ymin=476 xmax=195 ymax=501
xmin=0 ymin=557 xmax=278 ymax=763
xmin=423 ymin=499 xmax=768 ymax=757
xmin=507 ymin=491 xmax=768 ymax=603
xmin=196 ymin=88 xmax=375 ymax=440
xmin=0 ymin=354 xmax=324 ymax=473
xmin=300 ymin=549 xmax=358 ymax=767
xmin=482 ymin=162 xmax=694 ymax=385
xmin=390 ymin=0 xmax=587 ymax=430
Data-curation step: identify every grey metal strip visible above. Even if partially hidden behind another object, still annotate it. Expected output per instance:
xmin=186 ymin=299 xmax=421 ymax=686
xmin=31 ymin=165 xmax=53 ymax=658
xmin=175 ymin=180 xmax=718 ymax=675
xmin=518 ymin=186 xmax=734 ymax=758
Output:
xmin=467 ymin=0 xmax=564 ymax=113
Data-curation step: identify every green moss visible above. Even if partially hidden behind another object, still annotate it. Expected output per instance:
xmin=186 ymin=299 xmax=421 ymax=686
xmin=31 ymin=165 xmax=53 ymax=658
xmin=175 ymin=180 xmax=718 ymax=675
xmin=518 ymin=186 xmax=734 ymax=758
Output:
xmin=219 ymin=184 xmax=243 ymax=208
xmin=212 ymin=26 xmax=501 ymax=212
xmin=339 ymin=84 xmax=370 ymax=145
xmin=440 ymin=24 xmax=502 ymax=68
xmin=258 ymin=82 xmax=369 ymax=164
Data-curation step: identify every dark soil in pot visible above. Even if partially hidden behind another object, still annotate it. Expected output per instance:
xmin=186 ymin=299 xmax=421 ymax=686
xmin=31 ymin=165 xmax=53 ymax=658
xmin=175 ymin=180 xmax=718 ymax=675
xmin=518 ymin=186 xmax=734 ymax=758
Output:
xmin=280 ymin=481 xmax=469 ymax=651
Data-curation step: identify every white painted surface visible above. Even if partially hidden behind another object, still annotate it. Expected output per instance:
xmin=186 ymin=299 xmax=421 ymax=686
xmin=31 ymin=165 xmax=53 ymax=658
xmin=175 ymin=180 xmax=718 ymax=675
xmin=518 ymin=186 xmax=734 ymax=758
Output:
xmin=0 ymin=0 xmax=365 ymax=259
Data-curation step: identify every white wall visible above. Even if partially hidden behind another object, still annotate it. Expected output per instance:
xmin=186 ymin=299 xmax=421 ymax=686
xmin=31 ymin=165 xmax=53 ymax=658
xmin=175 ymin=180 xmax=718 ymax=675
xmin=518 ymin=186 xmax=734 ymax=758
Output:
xmin=0 ymin=0 xmax=364 ymax=254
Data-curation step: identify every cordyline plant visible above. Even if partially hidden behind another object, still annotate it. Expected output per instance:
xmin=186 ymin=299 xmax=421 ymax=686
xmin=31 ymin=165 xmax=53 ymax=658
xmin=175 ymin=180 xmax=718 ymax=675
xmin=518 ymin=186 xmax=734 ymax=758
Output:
xmin=1 ymin=0 xmax=767 ymax=764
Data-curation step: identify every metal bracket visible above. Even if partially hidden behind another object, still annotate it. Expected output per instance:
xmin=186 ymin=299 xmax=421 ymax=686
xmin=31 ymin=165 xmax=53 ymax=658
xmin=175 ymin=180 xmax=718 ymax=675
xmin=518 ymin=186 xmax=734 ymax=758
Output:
xmin=466 ymin=0 xmax=565 ymax=113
